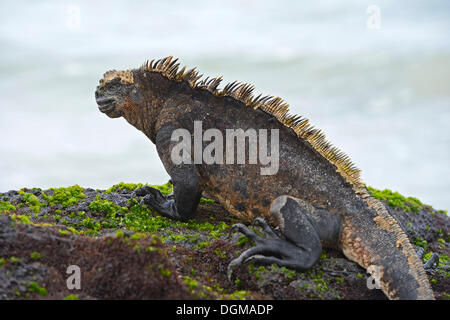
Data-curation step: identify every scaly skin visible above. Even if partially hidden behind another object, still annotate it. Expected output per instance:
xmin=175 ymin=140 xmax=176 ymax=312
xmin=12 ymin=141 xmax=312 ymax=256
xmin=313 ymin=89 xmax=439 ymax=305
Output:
xmin=94 ymin=57 xmax=434 ymax=299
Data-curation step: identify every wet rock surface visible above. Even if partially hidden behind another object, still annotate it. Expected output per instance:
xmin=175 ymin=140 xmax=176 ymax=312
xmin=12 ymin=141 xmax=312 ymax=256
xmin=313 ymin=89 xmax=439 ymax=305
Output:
xmin=0 ymin=183 xmax=448 ymax=300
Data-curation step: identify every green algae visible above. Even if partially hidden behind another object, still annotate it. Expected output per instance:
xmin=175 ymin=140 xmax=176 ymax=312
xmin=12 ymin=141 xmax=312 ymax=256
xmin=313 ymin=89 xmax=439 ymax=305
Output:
xmin=5 ymin=185 xmax=86 ymax=215
xmin=0 ymin=200 xmax=15 ymax=214
xmin=28 ymin=281 xmax=48 ymax=296
xmin=229 ymin=290 xmax=251 ymax=300
xmin=9 ymin=256 xmax=19 ymax=264
xmin=45 ymin=191 xmax=227 ymax=241
xmin=200 ymin=198 xmax=215 ymax=204
xmin=105 ymin=181 xmax=173 ymax=195
xmin=18 ymin=191 xmax=45 ymax=213
xmin=184 ymin=276 xmax=251 ymax=300
xmin=414 ymin=237 xmax=428 ymax=249
xmin=335 ymin=277 xmax=344 ymax=284
xmin=254 ymin=265 xmax=267 ymax=280
xmin=115 ymin=229 xmax=125 ymax=238
xmin=214 ymin=248 xmax=227 ymax=259
xmin=120 ymin=199 xmax=228 ymax=239
xmin=195 ymin=241 xmax=211 ymax=249
xmin=279 ymin=266 xmax=297 ymax=280
xmin=105 ymin=182 xmax=147 ymax=193
xmin=41 ymin=185 xmax=86 ymax=208
xmin=367 ymin=186 xmax=430 ymax=213
xmin=237 ymin=235 xmax=249 ymax=247
xmin=89 ymin=195 xmax=127 ymax=217
xmin=184 ymin=276 xmax=198 ymax=289
xmin=30 ymin=252 xmax=41 ymax=261
xmin=158 ymin=265 xmax=172 ymax=277
xmin=58 ymin=229 xmax=68 ymax=236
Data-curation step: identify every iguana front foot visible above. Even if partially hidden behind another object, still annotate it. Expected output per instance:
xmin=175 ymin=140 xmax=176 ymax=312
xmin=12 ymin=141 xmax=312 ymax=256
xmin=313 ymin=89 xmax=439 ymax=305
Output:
xmin=133 ymin=186 xmax=182 ymax=220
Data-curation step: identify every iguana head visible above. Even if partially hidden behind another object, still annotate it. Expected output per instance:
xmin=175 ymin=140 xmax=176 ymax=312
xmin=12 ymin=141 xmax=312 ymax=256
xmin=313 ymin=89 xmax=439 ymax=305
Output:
xmin=95 ymin=69 xmax=139 ymax=119
xmin=95 ymin=66 xmax=175 ymax=141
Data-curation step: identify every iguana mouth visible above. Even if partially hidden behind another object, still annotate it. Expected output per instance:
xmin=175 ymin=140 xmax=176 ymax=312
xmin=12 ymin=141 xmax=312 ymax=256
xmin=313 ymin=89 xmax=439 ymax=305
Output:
xmin=95 ymin=96 xmax=116 ymax=113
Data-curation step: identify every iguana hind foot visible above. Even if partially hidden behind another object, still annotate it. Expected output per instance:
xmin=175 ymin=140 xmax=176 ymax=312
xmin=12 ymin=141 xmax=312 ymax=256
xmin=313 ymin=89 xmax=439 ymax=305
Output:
xmin=227 ymin=220 xmax=319 ymax=280
xmin=423 ymin=253 xmax=439 ymax=271
xmin=227 ymin=196 xmax=335 ymax=280
xmin=416 ymin=247 xmax=440 ymax=272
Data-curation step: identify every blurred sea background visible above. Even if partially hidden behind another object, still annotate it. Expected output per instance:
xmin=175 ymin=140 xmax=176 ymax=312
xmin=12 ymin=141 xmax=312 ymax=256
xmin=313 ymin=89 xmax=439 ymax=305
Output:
xmin=0 ymin=1 xmax=449 ymax=209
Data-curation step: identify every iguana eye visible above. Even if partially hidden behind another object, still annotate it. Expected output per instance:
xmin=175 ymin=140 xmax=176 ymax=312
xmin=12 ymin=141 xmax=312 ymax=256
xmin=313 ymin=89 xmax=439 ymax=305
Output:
xmin=106 ymin=82 xmax=121 ymax=91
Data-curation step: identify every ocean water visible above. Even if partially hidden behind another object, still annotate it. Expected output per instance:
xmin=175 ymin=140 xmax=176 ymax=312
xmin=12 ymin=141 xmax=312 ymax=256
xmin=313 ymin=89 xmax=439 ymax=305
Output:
xmin=0 ymin=1 xmax=449 ymax=209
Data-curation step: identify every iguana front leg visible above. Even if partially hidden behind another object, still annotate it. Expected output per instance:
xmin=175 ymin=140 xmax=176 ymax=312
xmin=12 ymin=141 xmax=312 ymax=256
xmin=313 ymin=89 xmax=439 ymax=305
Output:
xmin=134 ymin=124 xmax=201 ymax=221
xmin=228 ymin=195 xmax=341 ymax=279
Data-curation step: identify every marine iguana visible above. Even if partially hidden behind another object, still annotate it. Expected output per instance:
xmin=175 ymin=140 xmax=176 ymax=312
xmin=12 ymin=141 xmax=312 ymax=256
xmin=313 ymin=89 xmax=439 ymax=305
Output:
xmin=95 ymin=56 xmax=435 ymax=300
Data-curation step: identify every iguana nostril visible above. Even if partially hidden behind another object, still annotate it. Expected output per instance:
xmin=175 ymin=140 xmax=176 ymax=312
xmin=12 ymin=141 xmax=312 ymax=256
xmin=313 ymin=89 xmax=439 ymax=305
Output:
xmin=95 ymin=96 xmax=116 ymax=106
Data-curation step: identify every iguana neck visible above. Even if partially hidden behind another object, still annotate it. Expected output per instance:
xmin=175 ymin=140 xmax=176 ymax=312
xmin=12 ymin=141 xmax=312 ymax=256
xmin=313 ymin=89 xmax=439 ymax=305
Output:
xmin=127 ymin=69 xmax=183 ymax=143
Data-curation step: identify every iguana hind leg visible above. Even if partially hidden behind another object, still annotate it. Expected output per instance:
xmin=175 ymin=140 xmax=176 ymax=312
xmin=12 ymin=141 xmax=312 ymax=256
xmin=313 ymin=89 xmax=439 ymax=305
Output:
xmin=228 ymin=195 xmax=341 ymax=279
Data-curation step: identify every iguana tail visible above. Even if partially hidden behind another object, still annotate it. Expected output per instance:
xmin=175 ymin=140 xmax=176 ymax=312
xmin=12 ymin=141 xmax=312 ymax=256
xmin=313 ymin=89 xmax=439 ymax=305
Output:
xmin=340 ymin=198 xmax=434 ymax=300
